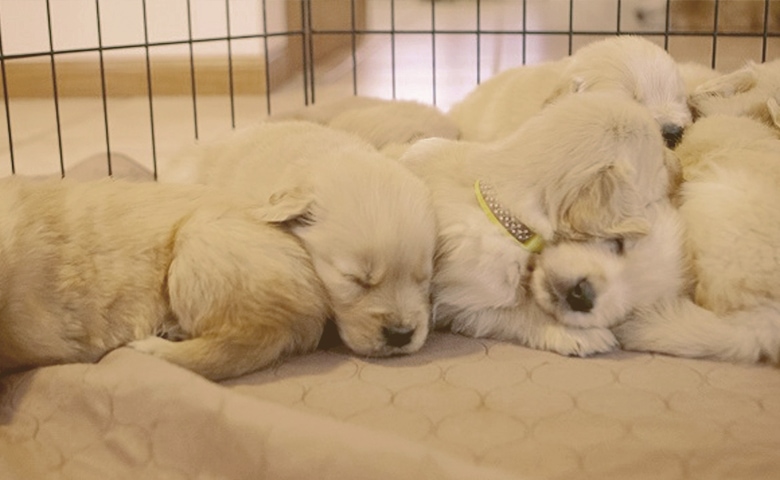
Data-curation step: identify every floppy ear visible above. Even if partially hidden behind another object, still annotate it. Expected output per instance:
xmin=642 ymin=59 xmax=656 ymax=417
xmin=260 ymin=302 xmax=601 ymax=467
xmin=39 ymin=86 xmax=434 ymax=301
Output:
xmin=559 ymin=163 xmax=651 ymax=239
xmin=543 ymin=76 xmax=586 ymax=106
xmin=663 ymin=148 xmax=683 ymax=197
xmin=767 ymin=97 xmax=780 ymax=130
xmin=253 ymin=185 xmax=316 ymax=224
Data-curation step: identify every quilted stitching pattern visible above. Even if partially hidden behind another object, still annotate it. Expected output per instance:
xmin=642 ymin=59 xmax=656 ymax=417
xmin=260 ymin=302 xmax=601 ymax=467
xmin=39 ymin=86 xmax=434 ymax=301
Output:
xmin=227 ymin=333 xmax=780 ymax=480
xmin=2 ymin=332 xmax=780 ymax=479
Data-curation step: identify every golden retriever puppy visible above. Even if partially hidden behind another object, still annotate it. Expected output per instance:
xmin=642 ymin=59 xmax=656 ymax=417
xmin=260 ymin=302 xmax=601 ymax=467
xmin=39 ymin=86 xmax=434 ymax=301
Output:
xmin=163 ymin=121 xmax=437 ymax=357
xmin=448 ymin=36 xmax=691 ymax=148
xmin=613 ymin=114 xmax=780 ymax=363
xmin=531 ymin=201 xmax=688 ymax=331
xmin=0 ymin=177 xmax=329 ymax=380
xmin=400 ymin=92 xmax=672 ymax=356
xmin=272 ymin=96 xmax=460 ymax=157
xmin=690 ymin=58 xmax=780 ymax=129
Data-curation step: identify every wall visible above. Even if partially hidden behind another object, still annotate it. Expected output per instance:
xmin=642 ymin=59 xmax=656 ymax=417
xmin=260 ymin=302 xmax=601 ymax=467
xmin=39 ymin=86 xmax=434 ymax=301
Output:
xmin=0 ymin=0 xmax=288 ymax=96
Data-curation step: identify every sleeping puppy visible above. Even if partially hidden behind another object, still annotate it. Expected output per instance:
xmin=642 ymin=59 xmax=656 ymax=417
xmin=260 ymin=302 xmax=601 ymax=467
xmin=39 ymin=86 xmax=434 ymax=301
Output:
xmin=611 ymin=114 xmax=780 ymax=364
xmin=400 ymin=92 xmax=673 ymax=356
xmin=163 ymin=121 xmax=437 ymax=357
xmin=689 ymin=58 xmax=780 ymax=129
xmin=0 ymin=177 xmax=329 ymax=381
xmin=272 ymin=96 xmax=460 ymax=158
xmin=448 ymin=35 xmax=691 ymax=148
xmin=530 ymin=201 xmax=688 ymax=332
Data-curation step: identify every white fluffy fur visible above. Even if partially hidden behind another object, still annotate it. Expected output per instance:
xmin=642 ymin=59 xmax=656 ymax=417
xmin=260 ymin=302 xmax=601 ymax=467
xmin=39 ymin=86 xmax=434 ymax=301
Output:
xmin=448 ymin=36 xmax=691 ymax=147
xmin=0 ymin=177 xmax=329 ymax=380
xmin=614 ymin=114 xmax=780 ymax=364
xmin=677 ymin=61 xmax=721 ymax=96
xmin=532 ymin=201 xmax=688 ymax=330
xmin=272 ymin=96 xmax=460 ymax=157
xmin=163 ymin=121 xmax=437 ymax=357
xmin=400 ymin=92 xmax=672 ymax=356
xmin=690 ymin=58 xmax=780 ymax=129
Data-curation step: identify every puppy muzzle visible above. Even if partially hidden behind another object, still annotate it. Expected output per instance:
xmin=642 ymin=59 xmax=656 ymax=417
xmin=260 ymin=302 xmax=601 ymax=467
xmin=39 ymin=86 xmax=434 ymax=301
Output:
xmin=661 ymin=124 xmax=684 ymax=149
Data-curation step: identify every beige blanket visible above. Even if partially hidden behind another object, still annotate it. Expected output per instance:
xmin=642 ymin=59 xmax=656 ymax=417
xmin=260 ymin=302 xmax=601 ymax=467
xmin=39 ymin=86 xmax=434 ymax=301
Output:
xmin=3 ymin=155 xmax=779 ymax=479
xmin=2 ymin=332 xmax=779 ymax=480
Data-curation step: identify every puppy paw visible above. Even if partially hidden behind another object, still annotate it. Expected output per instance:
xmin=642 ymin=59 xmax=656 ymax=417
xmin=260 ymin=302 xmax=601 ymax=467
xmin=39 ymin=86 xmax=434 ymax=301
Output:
xmin=127 ymin=336 xmax=174 ymax=356
xmin=541 ymin=326 xmax=619 ymax=357
xmin=552 ymin=328 xmax=620 ymax=357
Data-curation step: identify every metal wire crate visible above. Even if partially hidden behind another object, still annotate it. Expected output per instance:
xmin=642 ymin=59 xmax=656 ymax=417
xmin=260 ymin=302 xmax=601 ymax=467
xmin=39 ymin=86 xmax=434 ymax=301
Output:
xmin=0 ymin=0 xmax=777 ymax=179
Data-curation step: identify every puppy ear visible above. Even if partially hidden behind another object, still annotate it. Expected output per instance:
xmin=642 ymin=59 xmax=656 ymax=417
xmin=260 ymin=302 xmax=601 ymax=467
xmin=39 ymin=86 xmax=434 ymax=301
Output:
xmin=767 ymin=97 xmax=780 ymax=130
xmin=663 ymin=148 xmax=683 ymax=197
xmin=254 ymin=186 xmax=316 ymax=224
xmin=543 ymin=76 xmax=586 ymax=106
xmin=559 ymin=163 xmax=650 ymax=239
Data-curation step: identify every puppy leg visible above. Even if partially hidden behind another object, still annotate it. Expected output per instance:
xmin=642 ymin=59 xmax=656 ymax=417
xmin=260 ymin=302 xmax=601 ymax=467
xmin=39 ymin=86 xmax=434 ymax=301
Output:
xmin=129 ymin=328 xmax=310 ymax=381
xmin=690 ymin=64 xmax=758 ymax=100
xmin=614 ymin=296 xmax=780 ymax=364
xmin=507 ymin=317 xmax=618 ymax=357
xmin=449 ymin=304 xmax=618 ymax=357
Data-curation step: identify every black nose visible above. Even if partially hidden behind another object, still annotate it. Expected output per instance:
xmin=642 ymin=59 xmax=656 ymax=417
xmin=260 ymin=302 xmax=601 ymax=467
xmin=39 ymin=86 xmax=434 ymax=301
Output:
xmin=382 ymin=326 xmax=415 ymax=348
xmin=566 ymin=279 xmax=595 ymax=313
xmin=662 ymin=124 xmax=684 ymax=149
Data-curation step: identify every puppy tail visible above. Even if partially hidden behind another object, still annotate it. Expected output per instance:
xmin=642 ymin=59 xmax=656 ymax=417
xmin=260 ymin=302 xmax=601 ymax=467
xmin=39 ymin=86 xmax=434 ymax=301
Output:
xmin=615 ymin=296 xmax=780 ymax=364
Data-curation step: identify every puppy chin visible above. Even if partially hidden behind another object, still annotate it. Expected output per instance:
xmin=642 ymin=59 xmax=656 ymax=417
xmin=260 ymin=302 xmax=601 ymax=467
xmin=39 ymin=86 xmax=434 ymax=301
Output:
xmin=331 ymin=303 xmax=430 ymax=356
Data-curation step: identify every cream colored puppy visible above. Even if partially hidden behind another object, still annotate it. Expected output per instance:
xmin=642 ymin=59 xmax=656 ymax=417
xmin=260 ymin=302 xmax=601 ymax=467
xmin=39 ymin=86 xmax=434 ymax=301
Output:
xmin=614 ymin=114 xmax=780 ymax=363
xmin=273 ymin=96 xmax=460 ymax=157
xmin=690 ymin=58 xmax=780 ymax=129
xmin=164 ymin=121 xmax=437 ymax=357
xmin=448 ymin=36 xmax=691 ymax=148
xmin=0 ymin=177 xmax=329 ymax=380
xmin=401 ymin=92 xmax=672 ymax=356
xmin=531 ymin=201 xmax=688 ymax=332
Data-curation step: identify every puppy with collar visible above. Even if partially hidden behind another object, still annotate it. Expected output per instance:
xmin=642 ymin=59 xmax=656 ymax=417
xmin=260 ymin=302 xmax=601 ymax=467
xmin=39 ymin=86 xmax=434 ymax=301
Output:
xmin=0 ymin=177 xmax=330 ymax=380
xmin=554 ymin=112 xmax=780 ymax=364
xmin=400 ymin=92 xmax=673 ymax=356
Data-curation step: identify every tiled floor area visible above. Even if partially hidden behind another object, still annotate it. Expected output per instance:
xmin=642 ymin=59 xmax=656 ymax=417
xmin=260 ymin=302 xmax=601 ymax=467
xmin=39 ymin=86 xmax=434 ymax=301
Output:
xmin=1 ymin=0 xmax=778 ymax=178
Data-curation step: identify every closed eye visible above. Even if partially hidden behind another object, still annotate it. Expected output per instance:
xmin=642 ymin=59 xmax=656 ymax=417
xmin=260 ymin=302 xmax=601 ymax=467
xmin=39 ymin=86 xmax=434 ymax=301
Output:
xmin=611 ymin=238 xmax=625 ymax=255
xmin=344 ymin=273 xmax=374 ymax=289
xmin=413 ymin=271 xmax=432 ymax=286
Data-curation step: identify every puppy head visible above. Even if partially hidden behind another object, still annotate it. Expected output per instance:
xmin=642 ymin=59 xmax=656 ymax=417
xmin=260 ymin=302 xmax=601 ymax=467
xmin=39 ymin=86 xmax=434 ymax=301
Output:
xmin=531 ymin=201 xmax=687 ymax=329
xmin=548 ymin=36 xmax=692 ymax=148
xmin=491 ymin=91 xmax=672 ymax=242
xmin=263 ymin=155 xmax=437 ymax=357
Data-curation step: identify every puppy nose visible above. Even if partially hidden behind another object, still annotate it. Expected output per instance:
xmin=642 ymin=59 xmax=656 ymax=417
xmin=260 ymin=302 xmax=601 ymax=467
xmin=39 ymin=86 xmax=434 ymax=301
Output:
xmin=566 ymin=279 xmax=595 ymax=313
xmin=382 ymin=326 xmax=415 ymax=348
xmin=661 ymin=124 xmax=684 ymax=149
